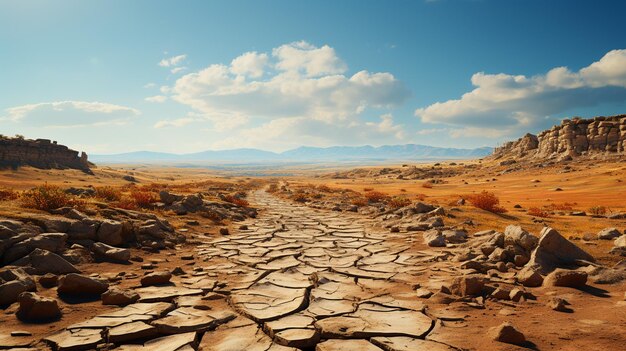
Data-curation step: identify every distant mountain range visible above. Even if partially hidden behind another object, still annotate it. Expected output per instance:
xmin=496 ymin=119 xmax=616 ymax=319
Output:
xmin=91 ymin=144 xmax=493 ymax=164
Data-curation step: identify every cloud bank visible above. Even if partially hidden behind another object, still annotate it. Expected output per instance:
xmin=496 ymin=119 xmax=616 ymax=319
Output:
xmin=156 ymin=41 xmax=410 ymax=149
xmin=2 ymin=101 xmax=140 ymax=127
xmin=415 ymin=49 xmax=626 ymax=137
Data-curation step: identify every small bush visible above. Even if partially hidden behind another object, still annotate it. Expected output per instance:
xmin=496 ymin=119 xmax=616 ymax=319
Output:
xmin=364 ymin=191 xmax=388 ymax=203
xmin=363 ymin=187 xmax=374 ymax=192
xmin=130 ymin=190 xmax=158 ymax=208
xmin=0 ymin=188 xmax=19 ymax=201
xmin=421 ymin=182 xmax=433 ymax=189
xmin=95 ymin=186 xmax=122 ymax=201
xmin=467 ymin=191 xmax=507 ymax=213
xmin=528 ymin=207 xmax=550 ymax=218
xmin=351 ymin=197 xmax=368 ymax=207
xmin=22 ymin=184 xmax=81 ymax=211
xmin=545 ymin=202 xmax=576 ymax=211
xmin=267 ymin=183 xmax=279 ymax=193
xmin=317 ymin=185 xmax=332 ymax=192
xmin=113 ymin=196 xmax=138 ymax=210
xmin=224 ymin=194 xmax=250 ymax=207
xmin=388 ymin=196 xmax=411 ymax=209
xmin=588 ymin=205 xmax=607 ymax=216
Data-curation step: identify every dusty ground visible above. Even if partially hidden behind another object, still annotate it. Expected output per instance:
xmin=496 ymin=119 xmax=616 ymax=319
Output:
xmin=0 ymin=160 xmax=625 ymax=351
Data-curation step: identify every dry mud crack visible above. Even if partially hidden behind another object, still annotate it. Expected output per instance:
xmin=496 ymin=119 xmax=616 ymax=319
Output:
xmin=5 ymin=189 xmax=624 ymax=351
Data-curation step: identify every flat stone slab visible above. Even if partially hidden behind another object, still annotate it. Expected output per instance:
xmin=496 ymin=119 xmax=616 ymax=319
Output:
xmin=199 ymin=317 xmax=298 ymax=351
xmin=152 ymin=305 xmax=237 ymax=334
xmin=136 ymin=286 xmax=204 ymax=302
xmin=316 ymin=339 xmax=383 ymax=351
xmin=116 ymin=331 xmax=197 ymax=351
xmin=108 ymin=321 xmax=158 ymax=343
xmin=371 ymin=336 xmax=459 ymax=351
xmin=43 ymin=328 xmax=103 ymax=351
xmin=315 ymin=304 xmax=433 ymax=339
xmin=230 ymin=282 xmax=308 ymax=322
xmin=0 ymin=333 xmax=34 ymax=348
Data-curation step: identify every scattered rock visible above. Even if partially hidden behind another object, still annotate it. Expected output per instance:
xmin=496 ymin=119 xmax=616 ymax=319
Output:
xmin=488 ymin=322 xmax=526 ymax=345
xmin=543 ymin=268 xmax=587 ymax=288
xmin=102 ymin=288 xmax=140 ymax=306
xmin=16 ymin=292 xmax=61 ymax=321
xmin=141 ymin=271 xmax=172 ymax=286
xmin=57 ymin=273 xmax=109 ymax=296
xmin=526 ymin=227 xmax=594 ymax=274
xmin=598 ymin=228 xmax=621 ymax=240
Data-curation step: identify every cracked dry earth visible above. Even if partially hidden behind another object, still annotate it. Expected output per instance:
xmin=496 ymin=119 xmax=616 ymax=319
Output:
xmin=6 ymin=190 xmax=624 ymax=351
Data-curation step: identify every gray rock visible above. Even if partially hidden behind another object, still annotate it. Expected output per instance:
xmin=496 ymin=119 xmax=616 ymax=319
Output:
xmin=0 ymin=280 xmax=34 ymax=306
xmin=442 ymin=230 xmax=468 ymax=244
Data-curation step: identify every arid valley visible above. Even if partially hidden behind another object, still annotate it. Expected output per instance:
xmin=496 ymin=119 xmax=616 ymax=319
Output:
xmin=3 ymin=1 xmax=626 ymax=350
xmin=0 ymin=116 xmax=625 ymax=351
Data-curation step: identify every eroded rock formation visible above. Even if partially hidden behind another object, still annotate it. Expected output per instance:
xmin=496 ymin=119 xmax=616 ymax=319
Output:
xmin=0 ymin=136 xmax=91 ymax=172
xmin=492 ymin=115 xmax=626 ymax=160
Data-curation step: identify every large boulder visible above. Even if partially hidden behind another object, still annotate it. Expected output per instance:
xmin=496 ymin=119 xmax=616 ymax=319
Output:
xmin=92 ymin=242 xmax=130 ymax=262
xmin=16 ymin=292 xmax=61 ymax=321
xmin=57 ymin=273 xmax=109 ymax=296
xmin=97 ymin=220 xmax=124 ymax=246
xmin=442 ymin=230 xmax=468 ymax=244
xmin=526 ymin=227 xmax=594 ymax=274
xmin=67 ymin=218 xmax=99 ymax=240
xmin=12 ymin=248 xmax=80 ymax=274
xmin=159 ymin=190 xmax=184 ymax=205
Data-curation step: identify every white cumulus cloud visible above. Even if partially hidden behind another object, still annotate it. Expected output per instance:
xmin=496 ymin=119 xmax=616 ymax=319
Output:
xmin=145 ymin=95 xmax=167 ymax=103
xmin=158 ymin=54 xmax=187 ymax=67
xmin=415 ymin=49 xmax=626 ymax=137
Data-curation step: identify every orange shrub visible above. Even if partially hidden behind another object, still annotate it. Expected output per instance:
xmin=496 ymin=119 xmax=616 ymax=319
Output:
xmin=22 ymin=184 xmax=82 ymax=211
xmin=527 ymin=207 xmax=550 ymax=218
xmin=467 ymin=191 xmax=507 ymax=213
xmin=224 ymin=194 xmax=250 ymax=207
xmin=363 ymin=187 xmax=374 ymax=192
xmin=0 ymin=188 xmax=19 ymax=201
xmin=545 ymin=202 xmax=576 ymax=211
xmin=317 ymin=185 xmax=332 ymax=192
xmin=130 ymin=190 xmax=158 ymax=208
xmin=364 ymin=191 xmax=387 ymax=203
xmin=421 ymin=182 xmax=433 ymax=189
xmin=113 ymin=196 xmax=138 ymax=210
xmin=388 ymin=196 xmax=411 ymax=209
xmin=139 ymin=182 xmax=168 ymax=192
xmin=351 ymin=197 xmax=368 ymax=207
xmin=95 ymin=186 xmax=122 ymax=201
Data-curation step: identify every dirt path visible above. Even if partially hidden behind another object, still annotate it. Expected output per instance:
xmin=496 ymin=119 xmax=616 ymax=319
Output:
xmin=3 ymin=190 xmax=625 ymax=351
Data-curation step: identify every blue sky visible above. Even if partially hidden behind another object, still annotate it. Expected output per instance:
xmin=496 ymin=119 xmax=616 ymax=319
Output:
xmin=1 ymin=0 xmax=626 ymax=154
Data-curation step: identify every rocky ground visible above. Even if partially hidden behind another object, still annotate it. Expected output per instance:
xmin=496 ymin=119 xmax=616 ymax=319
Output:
xmin=0 ymin=188 xmax=625 ymax=351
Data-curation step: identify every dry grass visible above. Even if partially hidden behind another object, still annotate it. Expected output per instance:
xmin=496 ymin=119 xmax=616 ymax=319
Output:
xmin=528 ymin=206 xmax=551 ymax=218
xmin=0 ymin=188 xmax=19 ymax=201
xmin=95 ymin=186 xmax=122 ymax=201
xmin=588 ymin=205 xmax=607 ymax=217
xmin=364 ymin=191 xmax=387 ymax=203
xmin=130 ymin=190 xmax=158 ymax=208
xmin=387 ymin=196 xmax=411 ymax=209
xmin=224 ymin=194 xmax=250 ymax=207
xmin=21 ymin=184 xmax=83 ymax=211
xmin=467 ymin=191 xmax=507 ymax=214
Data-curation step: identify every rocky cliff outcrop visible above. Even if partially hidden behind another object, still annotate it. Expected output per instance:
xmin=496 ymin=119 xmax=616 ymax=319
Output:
xmin=492 ymin=115 xmax=626 ymax=160
xmin=0 ymin=137 xmax=91 ymax=173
